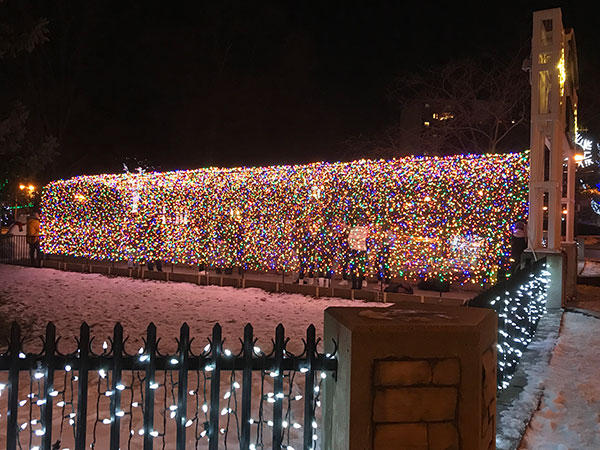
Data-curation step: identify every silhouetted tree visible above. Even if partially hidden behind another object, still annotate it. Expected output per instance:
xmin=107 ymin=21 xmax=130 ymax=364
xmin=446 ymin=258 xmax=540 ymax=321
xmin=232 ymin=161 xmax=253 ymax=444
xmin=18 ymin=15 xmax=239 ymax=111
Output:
xmin=0 ymin=0 xmax=56 ymax=203
xmin=397 ymin=55 xmax=530 ymax=155
xmin=345 ymin=54 xmax=530 ymax=159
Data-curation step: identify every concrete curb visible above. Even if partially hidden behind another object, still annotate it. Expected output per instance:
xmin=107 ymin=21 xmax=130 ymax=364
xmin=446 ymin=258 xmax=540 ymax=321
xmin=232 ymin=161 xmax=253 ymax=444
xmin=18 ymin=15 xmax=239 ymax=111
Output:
xmin=29 ymin=260 xmax=471 ymax=306
xmin=576 ymin=276 xmax=600 ymax=286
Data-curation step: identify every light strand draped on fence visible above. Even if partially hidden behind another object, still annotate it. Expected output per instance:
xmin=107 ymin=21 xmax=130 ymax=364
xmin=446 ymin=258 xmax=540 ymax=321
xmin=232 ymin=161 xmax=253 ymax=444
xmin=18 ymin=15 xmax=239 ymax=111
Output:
xmin=0 ymin=322 xmax=337 ymax=450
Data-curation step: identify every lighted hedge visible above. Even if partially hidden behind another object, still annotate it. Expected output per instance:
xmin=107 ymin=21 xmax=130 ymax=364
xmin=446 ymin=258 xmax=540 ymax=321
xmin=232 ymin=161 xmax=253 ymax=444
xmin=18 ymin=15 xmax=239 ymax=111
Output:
xmin=40 ymin=153 xmax=529 ymax=284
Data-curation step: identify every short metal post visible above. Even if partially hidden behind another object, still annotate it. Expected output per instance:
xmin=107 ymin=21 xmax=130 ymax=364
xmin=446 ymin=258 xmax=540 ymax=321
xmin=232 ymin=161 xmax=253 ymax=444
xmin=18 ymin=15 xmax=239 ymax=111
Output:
xmin=208 ymin=324 xmax=222 ymax=450
xmin=303 ymin=325 xmax=316 ymax=450
xmin=109 ymin=324 xmax=124 ymax=450
xmin=6 ymin=323 xmax=21 ymax=450
xmin=41 ymin=323 xmax=57 ymax=450
xmin=75 ymin=323 xmax=90 ymax=450
xmin=143 ymin=323 xmax=157 ymax=450
xmin=176 ymin=324 xmax=190 ymax=450
xmin=273 ymin=324 xmax=285 ymax=449
xmin=240 ymin=324 xmax=253 ymax=449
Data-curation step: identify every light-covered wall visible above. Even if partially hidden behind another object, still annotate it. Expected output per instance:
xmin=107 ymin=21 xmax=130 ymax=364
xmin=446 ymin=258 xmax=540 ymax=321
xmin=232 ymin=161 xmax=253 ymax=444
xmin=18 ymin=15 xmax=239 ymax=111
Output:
xmin=41 ymin=153 xmax=528 ymax=284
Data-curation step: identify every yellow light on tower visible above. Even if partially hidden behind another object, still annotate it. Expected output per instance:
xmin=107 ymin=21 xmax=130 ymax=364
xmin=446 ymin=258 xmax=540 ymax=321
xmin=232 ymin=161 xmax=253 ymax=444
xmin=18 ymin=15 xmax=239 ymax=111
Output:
xmin=557 ymin=47 xmax=566 ymax=100
xmin=19 ymin=184 xmax=26 ymax=190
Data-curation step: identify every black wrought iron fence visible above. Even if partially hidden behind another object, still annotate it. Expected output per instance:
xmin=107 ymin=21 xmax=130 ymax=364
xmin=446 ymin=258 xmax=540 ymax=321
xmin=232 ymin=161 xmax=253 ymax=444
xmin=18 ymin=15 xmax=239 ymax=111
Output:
xmin=468 ymin=257 xmax=549 ymax=391
xmin=0 ymin=234 xmax=29 ymax=265
xmin=0 ymin=322 xmax=337 ymax=450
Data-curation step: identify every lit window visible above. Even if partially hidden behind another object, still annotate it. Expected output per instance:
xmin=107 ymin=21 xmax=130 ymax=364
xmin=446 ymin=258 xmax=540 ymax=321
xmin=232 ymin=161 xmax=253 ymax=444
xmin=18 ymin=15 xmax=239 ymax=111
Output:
xmin=538 ymin=70 xmax=551 ymax=114
xmin=538 ymin=53 xmax=551 ymax=64
xmin=541 ymin=19 xmax=553 ymax=46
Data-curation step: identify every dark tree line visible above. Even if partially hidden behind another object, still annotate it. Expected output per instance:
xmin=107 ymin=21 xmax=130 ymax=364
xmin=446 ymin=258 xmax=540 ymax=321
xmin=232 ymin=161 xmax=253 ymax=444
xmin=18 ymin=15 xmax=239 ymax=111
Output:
xmin=1 ymin=0 xmax=54 ymax=201
xmin=1 ymin=0 xmax=106 ymax=205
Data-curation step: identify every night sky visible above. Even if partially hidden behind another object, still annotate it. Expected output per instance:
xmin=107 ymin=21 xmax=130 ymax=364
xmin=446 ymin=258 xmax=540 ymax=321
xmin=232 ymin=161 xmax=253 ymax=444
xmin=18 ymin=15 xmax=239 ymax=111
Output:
xmin=4 ymin=1 xmax=600 ymax=180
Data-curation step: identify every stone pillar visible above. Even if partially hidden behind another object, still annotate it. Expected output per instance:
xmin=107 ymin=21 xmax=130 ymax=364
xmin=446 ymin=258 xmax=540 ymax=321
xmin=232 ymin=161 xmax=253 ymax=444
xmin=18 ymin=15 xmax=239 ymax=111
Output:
xmin=527 ymin=7 xmax=579 ymax=308
xmin=576 ymin=237 xmax=585 ymax=261
xmin=561 ymin=242 xmax=577 ymax=303
xmin=566 ymin=155 xmax=576 ymax=243
xmin=322 ymin=303 xmax=497 ymax=450
xmin=522 ymin=249 xmax=568 ymax=308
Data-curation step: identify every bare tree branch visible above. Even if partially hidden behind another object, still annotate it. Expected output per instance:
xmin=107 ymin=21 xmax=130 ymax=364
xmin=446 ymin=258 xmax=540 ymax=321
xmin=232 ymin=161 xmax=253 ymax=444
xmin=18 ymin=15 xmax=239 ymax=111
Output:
xmin=369 ymin=53 xmax=531 ymax=157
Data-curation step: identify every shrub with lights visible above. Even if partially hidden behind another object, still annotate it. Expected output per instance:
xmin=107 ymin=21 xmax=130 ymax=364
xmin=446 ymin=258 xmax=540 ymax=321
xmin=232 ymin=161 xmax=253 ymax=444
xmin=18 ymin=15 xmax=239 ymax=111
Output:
xmin=40 ymin=153 xmax=529 ymax=284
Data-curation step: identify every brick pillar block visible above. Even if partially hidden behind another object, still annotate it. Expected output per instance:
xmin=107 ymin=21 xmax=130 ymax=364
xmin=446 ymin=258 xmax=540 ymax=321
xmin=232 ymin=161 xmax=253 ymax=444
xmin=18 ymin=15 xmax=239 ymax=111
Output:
xmin=429 ymin=422 xmax=459 ymax=450
xmin=374 ymin=360 xmax=432 ymax=386
xmin=322 ymin=302 xmax=497 ymax=450
xmin=374 ymin=424 xmax=428 ymax=450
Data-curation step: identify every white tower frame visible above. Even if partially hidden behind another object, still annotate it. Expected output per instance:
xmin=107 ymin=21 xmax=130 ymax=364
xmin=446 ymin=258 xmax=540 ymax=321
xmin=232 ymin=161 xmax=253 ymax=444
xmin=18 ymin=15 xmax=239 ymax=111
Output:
xmin=528 ymin=8 xmax=579 ymax=307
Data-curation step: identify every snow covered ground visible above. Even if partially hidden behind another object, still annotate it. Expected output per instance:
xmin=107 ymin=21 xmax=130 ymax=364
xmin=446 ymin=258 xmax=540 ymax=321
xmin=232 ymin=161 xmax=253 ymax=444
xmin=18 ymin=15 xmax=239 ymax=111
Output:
xmin=577 ymin=259 xmax=600 ymax=277
xmin=2 ymin=265 xmax=600 ymax=448
xmin=0 ymin=264 xmax=386 ymax=353
xmin=519 ymin=312 xmax=600 ymax=449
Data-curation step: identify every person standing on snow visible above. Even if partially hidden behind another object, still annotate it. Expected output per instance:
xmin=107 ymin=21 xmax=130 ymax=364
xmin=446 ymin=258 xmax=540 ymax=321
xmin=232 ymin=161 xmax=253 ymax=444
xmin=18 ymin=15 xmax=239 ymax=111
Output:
xmin=146 ymin=218 xmax=163 ymax=272
xmin=26 ymin=211 xmax=42 ymax=267
xmin=294 ymin=214 xmax=317 ymax=285
xmin=510 ymin=220 xmax=528 ymax=273
xmin=377 ymin=227 xmax=394 ymax=285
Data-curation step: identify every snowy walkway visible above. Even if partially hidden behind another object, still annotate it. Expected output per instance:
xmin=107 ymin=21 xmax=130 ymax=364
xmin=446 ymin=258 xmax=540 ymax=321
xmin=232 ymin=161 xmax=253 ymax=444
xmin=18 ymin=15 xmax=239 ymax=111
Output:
xmin=0 ymin=264 xmax=386 ymax=353
xmin=519 ymin=312 xmax=600 ymax=449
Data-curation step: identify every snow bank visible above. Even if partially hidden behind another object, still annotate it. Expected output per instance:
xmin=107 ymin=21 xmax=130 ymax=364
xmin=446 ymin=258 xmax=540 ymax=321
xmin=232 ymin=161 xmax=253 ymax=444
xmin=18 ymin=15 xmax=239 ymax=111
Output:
xmin=0 ymin=265 xmax=387 ymax=353
xmin=0 ymin=264 xmax=391 ymax=449
xmin=519 ymin=312 xmax=600 ymax=449
xmin=578 ymin=259 xmax=600 ymax=277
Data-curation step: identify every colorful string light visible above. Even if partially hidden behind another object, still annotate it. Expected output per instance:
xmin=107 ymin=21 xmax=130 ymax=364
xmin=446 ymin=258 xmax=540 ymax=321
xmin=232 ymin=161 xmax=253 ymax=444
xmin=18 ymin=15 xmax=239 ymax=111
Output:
xmin=40 ymin=153 xmax=529 ymax=284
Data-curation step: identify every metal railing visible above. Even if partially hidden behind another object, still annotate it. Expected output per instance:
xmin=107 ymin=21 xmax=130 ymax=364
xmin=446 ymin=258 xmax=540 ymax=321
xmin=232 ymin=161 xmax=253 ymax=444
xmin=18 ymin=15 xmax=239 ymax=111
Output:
xmin=0 ymin=322 xmax=337 ymax=450
xmin=468 ymin=258 xmax=549 ymax=390
xmin=0 ymin=235 xmax=30 ymax=265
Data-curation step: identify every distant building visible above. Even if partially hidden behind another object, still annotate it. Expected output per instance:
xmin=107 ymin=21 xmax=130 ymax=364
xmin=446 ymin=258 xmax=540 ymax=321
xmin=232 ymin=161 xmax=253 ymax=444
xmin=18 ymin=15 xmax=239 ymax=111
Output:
xmin=396 ymin=99 xmax=527 ymax=156
xmin=397 ymin=102 xmax=455 ymax=156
